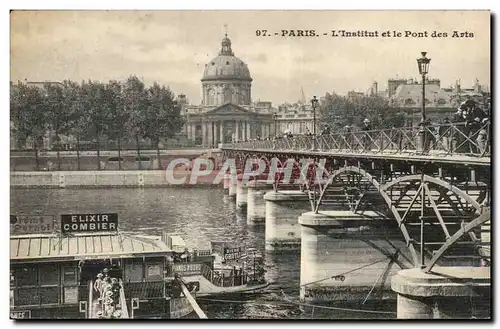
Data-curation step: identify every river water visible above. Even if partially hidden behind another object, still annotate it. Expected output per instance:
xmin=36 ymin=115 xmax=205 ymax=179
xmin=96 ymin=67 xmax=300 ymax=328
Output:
xmin=10 ymin=187 xmax=396 ymax=319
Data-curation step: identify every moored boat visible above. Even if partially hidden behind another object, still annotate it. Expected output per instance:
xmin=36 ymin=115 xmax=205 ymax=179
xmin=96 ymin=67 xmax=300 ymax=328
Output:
xmin=9 ymin=231 xmax=194 ymax=319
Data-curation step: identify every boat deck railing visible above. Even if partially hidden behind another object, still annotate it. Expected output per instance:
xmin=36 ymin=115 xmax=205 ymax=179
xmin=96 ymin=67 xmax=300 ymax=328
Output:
xmin=123 ymin=281 xmax=170 ymax=300
xmin=118 ymin=280 xmax=130 ymax=319
xmin=200 ymin=264 xmax=249 ymax=287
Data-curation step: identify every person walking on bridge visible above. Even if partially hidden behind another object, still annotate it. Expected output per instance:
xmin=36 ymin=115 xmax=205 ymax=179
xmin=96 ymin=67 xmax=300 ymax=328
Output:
xmin=361 ymin=118 xmax=372 ymax=150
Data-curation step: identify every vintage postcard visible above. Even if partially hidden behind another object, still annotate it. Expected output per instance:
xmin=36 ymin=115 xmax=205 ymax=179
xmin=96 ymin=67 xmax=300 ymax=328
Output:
xmin=9 ymin=10 xmax=491 ymax=320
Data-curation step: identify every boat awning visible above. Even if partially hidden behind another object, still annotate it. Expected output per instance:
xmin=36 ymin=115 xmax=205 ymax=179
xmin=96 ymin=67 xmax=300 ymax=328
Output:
xmin=10 ymin=233 xmax=172 ymax=262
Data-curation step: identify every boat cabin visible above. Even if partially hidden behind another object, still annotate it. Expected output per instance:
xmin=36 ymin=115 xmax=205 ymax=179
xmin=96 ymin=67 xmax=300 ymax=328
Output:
xmin=10 ymin=232 xmax=193 ymax=319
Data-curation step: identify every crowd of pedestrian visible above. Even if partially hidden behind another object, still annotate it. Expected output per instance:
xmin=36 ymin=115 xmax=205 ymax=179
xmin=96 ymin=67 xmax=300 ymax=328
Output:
xmin=93 ymin=268 xmax=122 ymax=319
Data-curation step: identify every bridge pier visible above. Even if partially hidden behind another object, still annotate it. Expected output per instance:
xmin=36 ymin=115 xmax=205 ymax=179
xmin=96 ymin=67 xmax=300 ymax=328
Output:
xmin=236 ymin=182 xmax=248 ymax=209
xmin=391 ymin=267 xmax=490 ymax=319
xmin=228 ymin=179 xmax=237 ymax=199
xmin=246 ymin=180 xmax=272 ymax=225
xmin=222 ymin=174 xmax=230 ymax=194
xmin=264 ymin=190 xmax=310 ymax=252
xmin=299 ymin=211 xmax=412 ymax=303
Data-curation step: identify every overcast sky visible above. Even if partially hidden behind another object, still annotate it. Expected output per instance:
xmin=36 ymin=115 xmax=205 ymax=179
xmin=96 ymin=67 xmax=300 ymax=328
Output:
xmin=10 ymin=10 xmax=490 ymax=105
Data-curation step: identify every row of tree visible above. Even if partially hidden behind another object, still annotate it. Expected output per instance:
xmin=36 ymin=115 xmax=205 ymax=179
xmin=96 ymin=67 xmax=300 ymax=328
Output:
xmin=319 ymin=93 xmax=406 ymax=130
xmin=10 ymin=76 xmax=184 ymax=170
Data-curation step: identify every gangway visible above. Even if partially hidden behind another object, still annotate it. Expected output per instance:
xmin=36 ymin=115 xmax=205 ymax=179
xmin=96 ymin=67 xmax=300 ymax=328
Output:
xmin=87 ymin=279 xmax=130 ymax=319
xmin=180 ymin=282 xmax=208 ymax=319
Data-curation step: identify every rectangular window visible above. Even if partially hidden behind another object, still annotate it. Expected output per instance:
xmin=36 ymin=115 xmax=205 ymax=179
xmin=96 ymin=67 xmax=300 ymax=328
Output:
xmin=17 ymin=287 xmax=39 ymax=306
xmin=124 ymin=263 xmax=143 ymax=283
xmin=62 ymin=266 xmax=77 ymax=285
xmin=40 ymin=287 xmax=59 ymax=305
xmin=145 ymin=263 xmax=163 ymax=282
xmin=39 ymin=264 xmax=59 ymax=286
xmin=63 ymin=286 xmax=78 ymax=304
xmin=15 ymin=266 xmax=37 ymax=287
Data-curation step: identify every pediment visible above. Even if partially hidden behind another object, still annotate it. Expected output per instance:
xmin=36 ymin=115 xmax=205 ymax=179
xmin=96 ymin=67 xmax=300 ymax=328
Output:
xmin=204 ymin=103 xmax=251 ymax=116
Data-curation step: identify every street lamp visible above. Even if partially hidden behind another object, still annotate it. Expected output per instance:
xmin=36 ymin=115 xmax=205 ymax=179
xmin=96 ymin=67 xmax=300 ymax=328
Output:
xmin=311 ymin=96 xmax=319 ymax=150
xmin=417 ymin=52 xmax=431 ymax=153
xmin=273 ymin=113 xmax=278 ymax=137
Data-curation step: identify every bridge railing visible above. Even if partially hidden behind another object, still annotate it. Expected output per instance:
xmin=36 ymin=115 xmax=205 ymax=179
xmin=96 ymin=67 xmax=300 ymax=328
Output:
xmin=231 ymin=122 xmax=491 ymax=157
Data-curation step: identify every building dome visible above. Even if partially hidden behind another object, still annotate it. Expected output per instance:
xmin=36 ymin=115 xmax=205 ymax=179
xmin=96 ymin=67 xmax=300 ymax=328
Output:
xmin=201 ymin=35 xmax=252 ymax=82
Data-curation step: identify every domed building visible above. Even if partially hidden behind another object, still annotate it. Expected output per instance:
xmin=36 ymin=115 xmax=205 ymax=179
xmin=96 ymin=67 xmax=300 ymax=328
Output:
xmin=201 ymin=36 xmax=252 ymax=106
xmin=183 ymin=34 xmax=275 ymax=147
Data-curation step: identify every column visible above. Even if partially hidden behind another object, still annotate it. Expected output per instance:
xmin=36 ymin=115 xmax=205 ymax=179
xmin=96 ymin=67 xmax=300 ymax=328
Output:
xmin=191 ymin=123 xmax=197 ymax=141
xmin=246 ymin=122 xmax=251 ymax=140
xmin=201 ymin=122 xmax=207 ymax=147
xmin=235 ymin=121 xmax=240 ymax=142
xmin=186 ymin=123 xmax=191 ymax=140
xmin=219 ymin=121 xmax=224 ymax=144
xmin=208 ymin=121 xmax=213 ymax=148
xmin=260 ymin=124 xmax=265 ymax=138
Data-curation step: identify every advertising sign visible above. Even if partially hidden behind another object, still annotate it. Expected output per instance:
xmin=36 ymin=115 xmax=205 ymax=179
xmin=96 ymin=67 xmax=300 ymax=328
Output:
xmin=172 ymin=263 xmax=202 ymax=276
xmin=10 ymin=215 xmax=54 ymax=234
xmin=223 ymin=247 xmax=242 ymax=262
xmin=10 ymin=310 xmax=31 ymax=319
xmin=60 ymin=213 xmax=118 ymax=234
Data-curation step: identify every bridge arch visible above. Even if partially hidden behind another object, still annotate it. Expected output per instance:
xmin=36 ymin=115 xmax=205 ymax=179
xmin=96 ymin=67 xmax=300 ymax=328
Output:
xmin=313 ymin=166 xmax=486 ymax=267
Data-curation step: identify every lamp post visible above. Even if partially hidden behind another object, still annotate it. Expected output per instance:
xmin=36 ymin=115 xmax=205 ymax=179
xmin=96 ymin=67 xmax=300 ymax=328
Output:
xmin=311 ymin=96 xmax=319 ymax=150
xmin=273 ymin=113 xmax=278 ymax=137
xmin=417 ymin=52 xmax=431 ymax=153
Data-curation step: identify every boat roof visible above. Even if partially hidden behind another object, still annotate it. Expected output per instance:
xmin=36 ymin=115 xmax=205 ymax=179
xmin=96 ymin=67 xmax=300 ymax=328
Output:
xmin=10 ymin=232 xmax=172 ymax=263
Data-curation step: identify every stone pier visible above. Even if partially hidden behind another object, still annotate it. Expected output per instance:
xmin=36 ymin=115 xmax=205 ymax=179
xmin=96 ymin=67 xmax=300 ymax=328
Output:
xmin=264 ymin=190 xmax=310 ymax=251
xmin=246 ymin=180 xmax=272 ymax=225
xmin=299 ymin=210 xmax=413 ymax=302
xmin=222 ymin=174 xmax=230 ymax=194
xmin=228 ymin=179 xmax=237 ymax=199
xmin=391 ymin=267 xmax=491 ymax=319
xmin=236 ymin=182 xmax=248 ymax=209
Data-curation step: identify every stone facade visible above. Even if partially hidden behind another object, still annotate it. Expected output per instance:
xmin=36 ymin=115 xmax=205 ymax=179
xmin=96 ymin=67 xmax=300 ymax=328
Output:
xmin=183 ymin=35 xmax=274 ymax=147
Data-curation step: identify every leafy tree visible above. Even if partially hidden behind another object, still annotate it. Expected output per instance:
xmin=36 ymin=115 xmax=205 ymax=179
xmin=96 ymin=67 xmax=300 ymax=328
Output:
xmin=80 ymin=80 xmax=109 ymax=170
xmin=10 ymin=82 xmax=47 ymax=170
xmin=105 ymin=80 xmax=128 ymax=170
xmin=44 ymin=82 xmax=72 ymax=170
xmin=123 ymin=76 xmax=148 ymax=169
xmin=62 ymin=80 xmax=87 ymax=170
xmin=320 ymin=93 xmax=401 ymax=130
xmin=144 ymin=82 xmax=184 ymax=169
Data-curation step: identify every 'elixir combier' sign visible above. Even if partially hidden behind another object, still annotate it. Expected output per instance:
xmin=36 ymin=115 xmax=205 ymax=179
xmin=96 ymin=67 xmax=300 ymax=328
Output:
xmin=60 ymin=213 xmax=118 ymax=234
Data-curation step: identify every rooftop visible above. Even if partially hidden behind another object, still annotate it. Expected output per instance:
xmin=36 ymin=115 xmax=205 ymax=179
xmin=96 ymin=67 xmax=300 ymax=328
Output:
xmin=10 ymin=232 xmax=172 ymax=262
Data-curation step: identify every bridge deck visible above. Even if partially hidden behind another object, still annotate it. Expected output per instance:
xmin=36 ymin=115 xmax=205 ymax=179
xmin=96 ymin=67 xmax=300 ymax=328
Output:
xmin=223 ymin=147 xmax=490 ymax=166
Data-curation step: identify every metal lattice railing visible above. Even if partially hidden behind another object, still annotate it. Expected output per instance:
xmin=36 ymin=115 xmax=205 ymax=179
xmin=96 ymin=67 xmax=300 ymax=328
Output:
xmin=229 ymin=122 xmax=491 ymax=158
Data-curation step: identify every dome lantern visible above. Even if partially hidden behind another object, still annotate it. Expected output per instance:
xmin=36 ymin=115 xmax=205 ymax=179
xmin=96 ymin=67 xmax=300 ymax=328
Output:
xmin=220 ymin=34 xmax=234 ymax=56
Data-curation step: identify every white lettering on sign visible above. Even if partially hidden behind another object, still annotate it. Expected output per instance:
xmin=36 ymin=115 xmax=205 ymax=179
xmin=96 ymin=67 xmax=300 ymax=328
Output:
xmin=61 ymin=214 xmax=118 ymax=234
xmin=11 ymin=215 xmax=54 ymax=234
xmin=173 ymin=263 xmax=202 ymax=275
xmin=71 ymin=214 xmax=110 ymax=223
xmin=10 ymin=310 xmax=31 ymax=319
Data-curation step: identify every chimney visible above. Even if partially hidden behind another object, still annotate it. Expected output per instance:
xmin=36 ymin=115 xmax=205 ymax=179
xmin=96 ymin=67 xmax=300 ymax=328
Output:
xmin=373 ymin=81 xmax=378 ymax=95
xmin=455 ymin=80 xmax=461 ymax=93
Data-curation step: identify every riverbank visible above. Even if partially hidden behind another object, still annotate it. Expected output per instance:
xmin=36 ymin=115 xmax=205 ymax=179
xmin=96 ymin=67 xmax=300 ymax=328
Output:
xmin=10 ymin=170 xmax=222 ymax=188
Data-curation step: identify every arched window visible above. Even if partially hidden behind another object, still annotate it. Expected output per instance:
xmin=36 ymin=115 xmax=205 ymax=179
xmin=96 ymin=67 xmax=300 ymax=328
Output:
xmin=207 ymin=89 xmax=215 ymax=105
xmin=223 ymin=88 xmax=233 ymax=103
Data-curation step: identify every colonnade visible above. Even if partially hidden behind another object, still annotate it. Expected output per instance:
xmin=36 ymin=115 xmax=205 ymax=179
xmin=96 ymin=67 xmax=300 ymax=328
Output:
xmin=186 ymin=120 xmax=273 ymax=147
